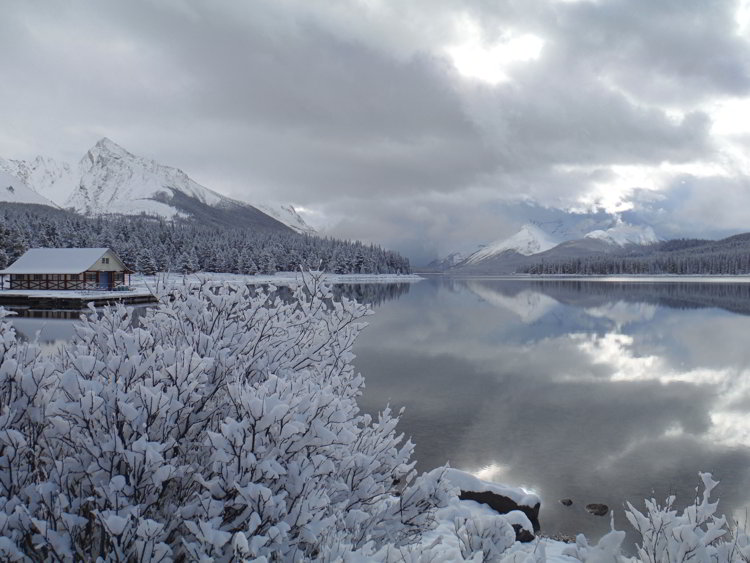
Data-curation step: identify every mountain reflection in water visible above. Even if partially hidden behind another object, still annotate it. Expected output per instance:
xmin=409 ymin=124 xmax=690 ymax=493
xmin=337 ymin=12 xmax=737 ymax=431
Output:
xmin=353 ymin=277 xmax=750 ymax=548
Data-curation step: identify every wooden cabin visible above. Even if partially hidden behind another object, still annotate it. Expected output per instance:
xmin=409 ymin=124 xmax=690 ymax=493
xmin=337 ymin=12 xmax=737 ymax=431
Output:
xmin=0 ymin=248 xmax=133 ymax=291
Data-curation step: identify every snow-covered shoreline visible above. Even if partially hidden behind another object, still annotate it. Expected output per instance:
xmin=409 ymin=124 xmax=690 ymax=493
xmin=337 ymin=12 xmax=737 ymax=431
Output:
xmin=435 ymin=273 xmax=750 ymax=283
xmin=131 ymin=271 xmax=424 ymax=289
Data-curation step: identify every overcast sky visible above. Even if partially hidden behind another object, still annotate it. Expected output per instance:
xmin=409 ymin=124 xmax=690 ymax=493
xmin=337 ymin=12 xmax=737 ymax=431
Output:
xmin=2 ymin=0 xmax=750 ymax=263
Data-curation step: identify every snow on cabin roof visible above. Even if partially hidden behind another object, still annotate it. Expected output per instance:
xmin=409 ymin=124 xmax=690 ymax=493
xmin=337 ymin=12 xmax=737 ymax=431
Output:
xmin=0 ymin=248 xmax=121 ymax=275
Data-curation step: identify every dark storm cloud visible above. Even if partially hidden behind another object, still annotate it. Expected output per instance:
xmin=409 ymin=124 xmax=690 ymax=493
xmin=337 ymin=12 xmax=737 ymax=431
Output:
xmin=1 ymin=0 xmax=749 ymax=259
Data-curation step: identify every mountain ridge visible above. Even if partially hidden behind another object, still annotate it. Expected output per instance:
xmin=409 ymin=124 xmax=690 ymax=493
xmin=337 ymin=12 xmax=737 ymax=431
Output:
xmin=428 ymin=220 xmax=664 ymax=274
xmin=0 ymin=138 xmax=315 ymax=234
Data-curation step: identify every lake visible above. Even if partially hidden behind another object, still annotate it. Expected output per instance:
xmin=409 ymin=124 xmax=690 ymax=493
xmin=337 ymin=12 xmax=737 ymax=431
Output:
xmin=353 ymin=276 xmax=750 ymax=546
xmin=8 ymin=276 xmax=750 ymax=547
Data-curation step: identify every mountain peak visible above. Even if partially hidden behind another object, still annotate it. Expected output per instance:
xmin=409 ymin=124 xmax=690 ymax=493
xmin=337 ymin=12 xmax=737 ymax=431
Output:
xmin=464 ymin=223 xmax=559 ymax=264
xmin=90 ymin=137 xmax=132 ymax=158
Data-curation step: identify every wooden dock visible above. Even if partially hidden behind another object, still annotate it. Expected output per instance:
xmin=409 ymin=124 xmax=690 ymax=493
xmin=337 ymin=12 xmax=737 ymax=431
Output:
xmin=0 ymin=291 xmax=157 ymax=310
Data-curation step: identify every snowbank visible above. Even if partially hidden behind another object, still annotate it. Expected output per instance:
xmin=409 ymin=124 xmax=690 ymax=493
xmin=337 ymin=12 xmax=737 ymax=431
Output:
xmin=439 ymin=468 xmax=540 ymax=515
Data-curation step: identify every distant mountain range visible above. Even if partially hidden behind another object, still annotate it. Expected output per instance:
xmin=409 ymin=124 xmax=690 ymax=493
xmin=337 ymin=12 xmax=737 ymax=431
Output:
xmin=427 ymin=220 xmax=661 ymax=274
xmin=425 ymin=219 xmax=750 ymax=276
xmin=0 ymin=138 xmax=314 ymax=234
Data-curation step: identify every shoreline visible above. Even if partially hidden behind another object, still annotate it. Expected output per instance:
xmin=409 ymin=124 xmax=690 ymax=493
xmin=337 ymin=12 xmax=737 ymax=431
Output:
xmin=131 ymin=271 xmax=425 ymax=287
xmin=417 ymin=272 xmax=750 ymax=283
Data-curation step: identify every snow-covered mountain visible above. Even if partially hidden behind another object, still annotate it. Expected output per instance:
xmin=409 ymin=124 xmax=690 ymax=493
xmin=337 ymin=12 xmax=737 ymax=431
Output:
xmin=256 ymin=203 xmax=316 ymax=235
xmin=464 ymin=224 xmax=560 ymax=264
xmin=425 ymin=251 xmax=471 ymax=270
xmin=0 ymin=155 xmax=77 ymax=207
xmin=0 ymin=138 xmax=315 ymax=234
xmin=584 ymin=221 xmax=659 ymax=246
xmin=427 ymin=216 xmax=663 ymax=273
xmin=0 ymin=169 xmax=57 ymax=207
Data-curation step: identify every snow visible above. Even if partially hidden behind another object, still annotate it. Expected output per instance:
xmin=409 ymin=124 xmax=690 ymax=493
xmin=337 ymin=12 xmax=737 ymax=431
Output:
xmin=72 ymin=137 xmax=225 ymax=215
xmin=0 ymin=138 xmax=314 ymax=233
xmin=465 ymin=224 xmax=560 ymax=264
xmin=0 ymin=155 xmax=76 ymax=206
xmin=0 ymin=248 xmax=112 ymax=275
xmin=0 ymin=169 xmax=57 ymax=207
xmin=256 ymin=203 xmax=316 ymax=235
xmin=3 ymin=274 xmax=749 ymax=560
xmin=129 ymin=271 xmax=424 ymax=289
xmin=585 ymin=220 xmax=659 ymax=246
xmin=438 ymin=468 xmax=540 ymax=509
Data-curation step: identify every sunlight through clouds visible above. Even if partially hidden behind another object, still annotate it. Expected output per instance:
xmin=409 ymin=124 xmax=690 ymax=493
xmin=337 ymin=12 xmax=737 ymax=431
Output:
xmin=445 ymin=16 xmax=544 ymax=85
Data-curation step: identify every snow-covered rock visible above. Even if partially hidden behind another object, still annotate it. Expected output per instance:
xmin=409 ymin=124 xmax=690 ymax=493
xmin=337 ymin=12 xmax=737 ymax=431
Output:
xmin=435 ymin=468 xmax=541 ymax=536
xmin=464 ymin=224 xmax=560 ymax=264
xmin=0 ymin=169 xmax=57 ymax=207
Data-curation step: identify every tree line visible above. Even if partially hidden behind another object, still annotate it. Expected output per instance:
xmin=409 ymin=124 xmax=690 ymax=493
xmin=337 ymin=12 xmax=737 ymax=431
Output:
xmin=0 ymin=203 xmax=411 ymax=275
xmin=521 ymin=235 xmax=750 ymax=276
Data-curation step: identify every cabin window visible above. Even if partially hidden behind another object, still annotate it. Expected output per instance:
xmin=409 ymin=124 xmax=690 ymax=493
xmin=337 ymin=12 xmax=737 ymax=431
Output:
xmin=102 ymin=257 xmax=110 ymax=264
xmin=85 ymin=272 xmax=97 ymax=283
xmin=33 ymin=274 xmax=43 ymax=280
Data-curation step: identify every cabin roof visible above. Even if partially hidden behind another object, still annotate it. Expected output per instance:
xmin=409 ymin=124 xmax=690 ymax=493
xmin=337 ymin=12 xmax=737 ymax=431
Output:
xmin=0 ymin=248 xmax=127 ymax=275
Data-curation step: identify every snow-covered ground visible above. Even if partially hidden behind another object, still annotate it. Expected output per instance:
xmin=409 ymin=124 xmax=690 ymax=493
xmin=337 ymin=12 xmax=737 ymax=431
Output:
xmin=0 ymin=272 xmax=421 ymax=301
xmin=130 ymin=271 xmax=424 ymax=289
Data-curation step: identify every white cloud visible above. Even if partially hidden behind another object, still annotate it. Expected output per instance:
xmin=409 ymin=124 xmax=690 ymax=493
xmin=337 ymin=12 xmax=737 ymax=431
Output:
xmin=445 ymin=16 xmax=544 ymax=85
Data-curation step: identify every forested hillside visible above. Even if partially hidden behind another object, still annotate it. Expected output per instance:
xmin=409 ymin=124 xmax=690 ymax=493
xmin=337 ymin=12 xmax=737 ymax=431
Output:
xmin=521 ymin=234 xmax=750 ymax=275
xmin=0 ymin=203 xmax=410 ymax=274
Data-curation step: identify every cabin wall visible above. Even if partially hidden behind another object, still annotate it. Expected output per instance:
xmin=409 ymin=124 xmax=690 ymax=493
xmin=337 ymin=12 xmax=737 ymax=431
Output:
xmin=8 ymin=271 xmax=127 ymax=290
xmin=87 ymin=249 xmax=127 ymax=272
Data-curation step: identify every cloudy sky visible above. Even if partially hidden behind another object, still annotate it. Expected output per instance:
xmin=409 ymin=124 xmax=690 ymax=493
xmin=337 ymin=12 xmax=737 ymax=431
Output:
xmin=2 ymin=0 xmax=750 ymax=263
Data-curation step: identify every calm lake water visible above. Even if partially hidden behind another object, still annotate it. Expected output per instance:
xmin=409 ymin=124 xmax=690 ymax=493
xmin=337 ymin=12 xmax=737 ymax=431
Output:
xmin=353 ymin=277 xmax=750 ymax=545
xmin=8 ymin=277 xmax=750 ymax=546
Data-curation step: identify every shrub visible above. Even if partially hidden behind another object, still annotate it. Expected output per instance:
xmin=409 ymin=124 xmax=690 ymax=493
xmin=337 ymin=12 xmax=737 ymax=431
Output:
xmin=0 ymin=275 xmax=452 ymax=561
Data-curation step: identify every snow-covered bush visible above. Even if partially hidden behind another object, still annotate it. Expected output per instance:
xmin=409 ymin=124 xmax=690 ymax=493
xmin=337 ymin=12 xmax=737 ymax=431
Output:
xmin=0 ymin=274 xmax=456 ymax=560
xmin=625 ymin=473 xmax=750 ymax=563
xmin=8 ymin=273 xmax=748 ymax=561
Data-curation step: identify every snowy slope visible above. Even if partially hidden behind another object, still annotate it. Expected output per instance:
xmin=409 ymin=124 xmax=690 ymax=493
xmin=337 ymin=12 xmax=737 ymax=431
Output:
xmin=257 ymin=203 xmax=316 ymax=235
xmin=1 ymin=138 xmax=315 ymax=233
xmin=0 ymin=155 xmax=76 ymax=206
xmin=585 ymin=221 xmax=659 ymax=246
xmin=464 ymin=224 xmax=559 ymax=264
xmin=70 ymin=138 xmax=228 ymax=216
xmin=0 ymin=169 xmax=57 ymax=206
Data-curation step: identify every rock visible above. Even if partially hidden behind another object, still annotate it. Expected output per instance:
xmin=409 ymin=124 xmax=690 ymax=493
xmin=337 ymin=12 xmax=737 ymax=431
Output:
xmin=560 ymin=498 xmax=573 ymax=507
xmin=512 ymin=525 xmax=536 ymax=543
xmin=432 ymin=468 xmax=542 ymax=542
xmin=585 ymin=503 xmax=609 ymax=516
xmin=459 ymin=490 xmax=540 ymax=533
